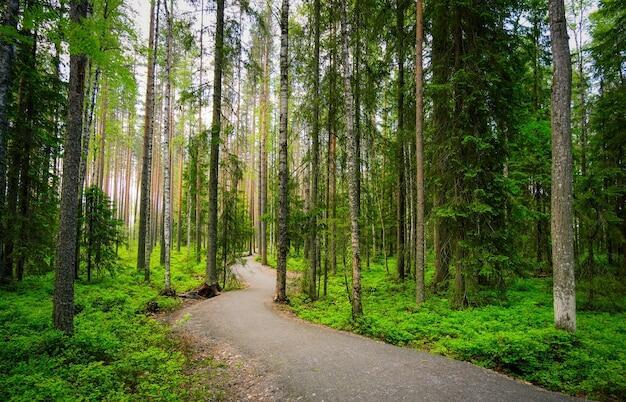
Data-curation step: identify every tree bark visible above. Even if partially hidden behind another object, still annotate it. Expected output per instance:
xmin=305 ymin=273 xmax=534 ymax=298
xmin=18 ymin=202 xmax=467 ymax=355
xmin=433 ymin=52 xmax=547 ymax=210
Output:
xmin=431 ymin=0 xmax=451 ymax=293
xmin=549 ymin=0 xmax=576 ymax=332
xmin=276 ymin=0 xmax=289 ymax=303
xmin=53 ymin=0 xmax=88 ymax=335
xmin=340 ymin=0 xmax=362 ymax=318
xmin=205 ymin=0 xmax=225 ymax=296
xmin=259 ymin=12 xmax=270 ymax=266
xmin=138 ymin=0 xmax=159 ymax=277
xmin=395 ymin=0 xmax=406 ymax=281
xmin=415 ymin=0 xmax=425 ymax=304
xmin=195 ymin=0 xmax=204 ymax=264
xmin=0 ymin=0 xmax=19 ymax=281
xmin=307 ymin=0 xmax=321 ymax=299
xmin=162 ymin=0 xmax=173 ymax=293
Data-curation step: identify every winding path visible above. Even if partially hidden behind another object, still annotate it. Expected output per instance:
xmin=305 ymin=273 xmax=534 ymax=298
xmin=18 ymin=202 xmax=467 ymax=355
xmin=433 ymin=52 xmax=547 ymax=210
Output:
xmin=175 ymin=256 xmax=573 ymax=401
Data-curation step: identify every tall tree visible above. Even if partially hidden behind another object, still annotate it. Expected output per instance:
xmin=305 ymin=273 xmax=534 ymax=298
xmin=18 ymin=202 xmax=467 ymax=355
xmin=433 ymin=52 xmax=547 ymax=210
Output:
xmin=340 ymin=0 xmax=362 ymax=318
xmin=162 ymin=0 xmax=173 ymax=294
xmin=53 ymin=0 xmax=89 ymax=335
xmin=414 ymin=0 xmax=425 ymax=303
xmin=549 ymin=0 xmax=576 ymax=332
xmin=205 ymin=0 xmax=224 ymax=296
xmin=0 ymin=0 xmax=19 ymax=281
xmin=395 ymin=0 xmax=406 ymax=281
xmin=276 ymin=0 xmax=289 ymax=303
xmin=307 ymin=0 xmax=320 ymax=299
xmin=259 ymin=8 xmax=271 ymax=266
xmin=137 ymin=0 xmax=159 ymax=278
xmin=195 ymin=0 xmax=204 ymax=263
xmin=430 ymin=0 xmax=451 ymax=293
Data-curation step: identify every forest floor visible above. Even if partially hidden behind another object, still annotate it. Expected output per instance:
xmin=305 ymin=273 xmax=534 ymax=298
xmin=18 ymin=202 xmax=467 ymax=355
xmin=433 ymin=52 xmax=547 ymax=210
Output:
xmin=280 ymin=255 xmax=625 ymax=401
xmin=173 ymin=255 xmax=574 ymax=401
xmin=0 ymin=246 xmax=242 ymax=401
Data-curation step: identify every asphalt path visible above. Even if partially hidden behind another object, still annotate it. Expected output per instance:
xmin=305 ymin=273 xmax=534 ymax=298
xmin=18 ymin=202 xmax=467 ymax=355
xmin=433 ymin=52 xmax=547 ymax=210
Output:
xmin=176 ymin=256 xmax=575 ymax=401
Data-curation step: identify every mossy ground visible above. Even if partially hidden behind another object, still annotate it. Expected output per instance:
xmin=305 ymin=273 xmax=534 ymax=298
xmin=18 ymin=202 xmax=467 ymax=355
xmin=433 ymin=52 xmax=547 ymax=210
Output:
xmin=283 ymin=253 xmax=625 ymax=400
xmin=0 ymin=246 xmax=233 ymax=401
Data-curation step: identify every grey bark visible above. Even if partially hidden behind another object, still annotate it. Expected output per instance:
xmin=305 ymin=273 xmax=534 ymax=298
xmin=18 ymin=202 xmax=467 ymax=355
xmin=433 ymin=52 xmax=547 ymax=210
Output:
xmin=206 ymin=0 xmax=225 ymax=294
xmin=138 ymin=0 xmax=159 ymax=277
xmin=163 ymin=0 xmax=173 ymax=293
xmin=276 ymin=0 xmax=289 ymax=303
xmin=53 ymin=0 xmax=89 ymax=335
xmin=549 ymin=0 xmax=576 ymax=332
xmin=259 ymin=14 xmax=270 ymax=266
xmin=196 ymin=0 xmax=204 ymax=264
xmin=340 ymin=0 xmax=362 ymax=318
xmin=307 ymin=0 xmax=320 ymax=299
xmin=395 ymin=0 xmax=406 ymax=281
xmin=415 ymin=0 xmax=425 ymax=304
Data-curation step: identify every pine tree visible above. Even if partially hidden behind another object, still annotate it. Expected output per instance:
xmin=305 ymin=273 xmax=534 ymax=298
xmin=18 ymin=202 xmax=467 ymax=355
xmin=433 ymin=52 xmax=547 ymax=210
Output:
xmin=53 ymin=0 xmax=89 ymax=335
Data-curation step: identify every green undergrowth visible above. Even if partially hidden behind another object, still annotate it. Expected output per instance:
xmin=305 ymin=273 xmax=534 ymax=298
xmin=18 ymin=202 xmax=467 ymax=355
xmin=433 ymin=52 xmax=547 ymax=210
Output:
xmin=0 ymin=246 xmax=228 ymax=401
xmin=262 ymin=252 xmax=307 ymax=272
xmin=289 ymin=257 xmax=626 ymax=400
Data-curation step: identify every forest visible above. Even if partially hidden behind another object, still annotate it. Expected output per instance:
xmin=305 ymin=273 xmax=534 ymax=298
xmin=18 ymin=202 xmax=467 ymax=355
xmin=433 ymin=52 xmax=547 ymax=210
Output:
xmin=0 ymin=0 xmax=624 ymax=400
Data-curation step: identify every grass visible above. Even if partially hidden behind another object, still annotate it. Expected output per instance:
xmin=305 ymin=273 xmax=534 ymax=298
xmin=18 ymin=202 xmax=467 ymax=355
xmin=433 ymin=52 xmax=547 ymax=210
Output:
xmin=0 ymin=245 xmax=232 ymax=401
xmin=287 ymin=255 xmax=626 ymax=400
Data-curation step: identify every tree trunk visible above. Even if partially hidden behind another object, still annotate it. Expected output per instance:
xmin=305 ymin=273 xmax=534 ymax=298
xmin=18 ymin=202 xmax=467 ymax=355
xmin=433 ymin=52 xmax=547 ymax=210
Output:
xmin=307 ymin=0 xmax=320 ymax=299
xmin=415 ymin=0 xmax=425 ymax=304
xmin=195 ymin=0 xmax=204 ymax=264
xmin=431 ymin=0 xmax=451 ymax=292
xmin=328 ymin=21 xmax=337 ymax=276
xmin=138 ymin=0 xmax=159 ymax=277
xmin=15 ymin=26 xmax=37 ymax=282
xmin=340 ymin=0 xmax=362 ymax=318
xmin=549 ymin=0 xmax=576 ymax=332
xmin=395 ymin=0 xmax=406 ymax=281
xmin=177 ymin=145 xmax=183 ymax=252
xmin=276 ymin=0 xmax=290 ymax=303
xmin=259 ymin=13 xmax=270 ymax=266
xmin=162 ymin=0 xmax=173 ymax=294
xmin=205 ymin=0 xmax=225 ymax=296
xmin=53 ymin=0 xmax=88 ymax=335
xmin=0 ymin=0 xmax=19 ymax=281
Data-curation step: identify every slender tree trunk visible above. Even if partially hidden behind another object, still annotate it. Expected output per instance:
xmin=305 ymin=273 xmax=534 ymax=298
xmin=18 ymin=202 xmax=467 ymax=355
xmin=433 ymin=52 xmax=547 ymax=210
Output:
xmin=549 ymin=0 xmax=576 ymax=332
xmin=162 ymin=0 xmax=173 ymax=294
xmin=415 ymin=0 xmax=425 ymax=304
xmin=96 ymin=82 xmax=108 ymax=189
xmin=328 ymin=22 xmax=337 ymax=276
xmin=259 ymin=16 xmax=270 ymax=266
xmin=307 ymin=0 xmax=321 ymax=299
xmin=431 ymin=0 xmax=450 ymax=292
xmin=15 ymin=27 xmax=37 ymax=282
xmin=340 ymin=0 xmax=362 ymax=318
xmin=395 ymin=0 xmax=406 ymax=281
xmin=53 ymin=0 xmax=88 ymax=335
xmin=195 ymin=0 xmax=204 ymax=264
xmin=0 ymin=0 xmax=19 ymax=281
xmin=276 ymin=0 xmax=290 ymax=303
xmin=138 ymin=0 xmax=159 ymax=276
xmin=177 ymin=146 xmax=183 ymax=251
xmin=205 ymin=0 xmax=224 ymax=295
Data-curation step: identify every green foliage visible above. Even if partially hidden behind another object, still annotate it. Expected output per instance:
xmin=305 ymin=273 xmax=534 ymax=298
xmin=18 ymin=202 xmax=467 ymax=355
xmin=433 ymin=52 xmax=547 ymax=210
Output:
xmin=0 ymin=247 xmax=219 ymax=401
xmin=290 ymin=259 xmax=626 ymax=400
xmin=81 ymin=186 xmax=124 ymax=280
